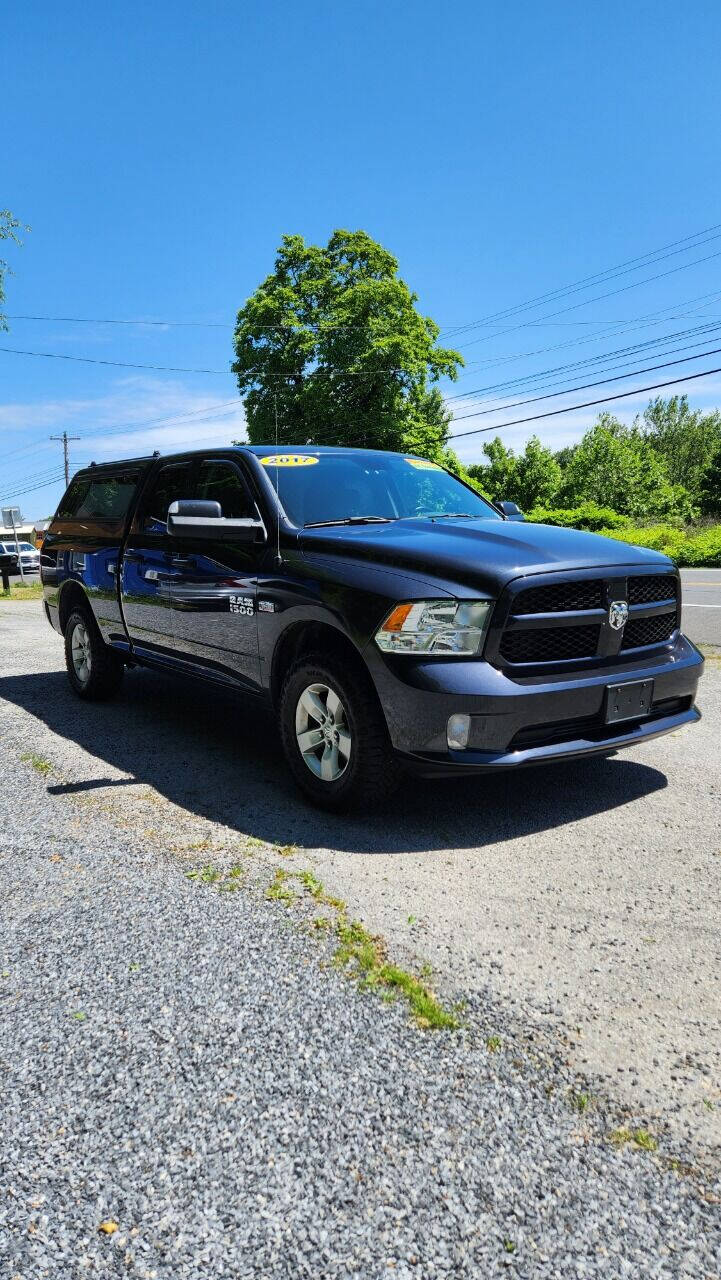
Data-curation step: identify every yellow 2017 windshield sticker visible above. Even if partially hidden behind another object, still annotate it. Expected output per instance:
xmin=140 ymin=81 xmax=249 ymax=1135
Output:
xmin=406 ymin=458 xmax=442 ymax=470
xmin=260 ymin=454 xmax=319 ymax=467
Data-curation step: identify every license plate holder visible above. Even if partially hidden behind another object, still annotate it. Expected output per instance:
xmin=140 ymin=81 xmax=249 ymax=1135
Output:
xmin=604 ymin=679 xmax=654 ymax=725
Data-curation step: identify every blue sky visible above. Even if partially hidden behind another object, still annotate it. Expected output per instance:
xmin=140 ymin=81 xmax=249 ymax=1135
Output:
xmin=3 ymin=0 xmax=721 ymax=517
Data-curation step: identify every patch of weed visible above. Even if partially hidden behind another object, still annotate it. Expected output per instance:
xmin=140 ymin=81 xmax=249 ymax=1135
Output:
xmin=569 ymin=1091 xmax=592 ymax=1114
xmin=185 ymin=865 xmax=222 ymax=885
xmin=294 ymin=869 xmax=345 ymax=910
xmin=609 ymin=1126 xmax=658 ymax=1152
xmin=486 ymin=1035 xmax=502 ymax=1053
xmin=266 ymin=870 xmax=295 ymax=905
xmin=20 ymin=752 xmax=52 ymax=776
xmin=333 ymin=916 xmax=457 ymax=1031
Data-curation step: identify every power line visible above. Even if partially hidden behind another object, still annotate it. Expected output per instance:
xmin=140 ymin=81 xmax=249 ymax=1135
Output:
xmin=447 ymin=363 xmax=721 ymax=440
xmin=0 ymin=346 xmax=233 ymax=375
xmin=7 ymin=314 xmax=233 ymax=328
xmin=0 ymin=471 xmax=66 ymax=503
xmin=0 ymin=346 xmax=411 ymax=376
xmin=447 ymin=343 xmax=721 ymax=423
xmin=449 ymin=288 xmax=721 ymax=382
xmin=445 ymin=319 xmax=721 ymax=404
xmin=455 ymin=247 xmax=721 ymax=351
xmin=443 ymin=220 xmax=721 ymax=338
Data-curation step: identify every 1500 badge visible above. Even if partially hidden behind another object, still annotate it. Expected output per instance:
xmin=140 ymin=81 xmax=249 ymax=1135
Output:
xmin=229 ymin=595 xmax=254 ymax=616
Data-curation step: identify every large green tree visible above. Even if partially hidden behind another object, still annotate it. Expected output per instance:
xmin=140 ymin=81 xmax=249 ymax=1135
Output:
xmin=0 ymin=210 xmax=28 ymax=330
xmin=558 ymin=413 xmax=693 ymax=519
xmin=232 ymin=230 xmax=463 ymax=458
xmin=641 ymin=395 xmax=721 ymax=496
xmin=467 ymin=435 xmax=560 ymax=508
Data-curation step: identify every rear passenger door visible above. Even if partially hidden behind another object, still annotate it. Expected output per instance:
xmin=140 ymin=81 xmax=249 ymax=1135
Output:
xmin=166 ymin=458 xmax=263 ymax=690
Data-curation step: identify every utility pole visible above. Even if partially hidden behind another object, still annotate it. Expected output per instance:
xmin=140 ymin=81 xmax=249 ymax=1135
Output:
xmin=50 ymin=431 xmax=80 ymax=487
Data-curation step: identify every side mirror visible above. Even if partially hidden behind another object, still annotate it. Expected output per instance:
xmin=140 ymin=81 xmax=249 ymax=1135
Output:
xmin=495 ymin=500 xmax=525 ymax=522
xmin=167 ymin=499 xmax=266 ymax=542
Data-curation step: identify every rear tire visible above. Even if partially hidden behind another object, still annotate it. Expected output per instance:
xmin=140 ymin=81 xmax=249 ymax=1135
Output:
xmin=64 ymin=608 xmax=125 ymax=700
xmin=279 ymin=651 xmax=401 ymax=810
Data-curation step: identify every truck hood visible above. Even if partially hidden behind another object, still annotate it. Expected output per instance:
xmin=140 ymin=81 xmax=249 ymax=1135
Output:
xmin=299 ymin=517 xmax=670 ymax=595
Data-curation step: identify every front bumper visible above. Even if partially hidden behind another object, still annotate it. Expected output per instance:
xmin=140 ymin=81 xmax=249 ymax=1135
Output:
xmin=365 ymin=632 xmax=704 ymax=775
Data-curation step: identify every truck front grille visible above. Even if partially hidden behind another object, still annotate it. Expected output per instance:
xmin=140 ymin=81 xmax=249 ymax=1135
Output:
xmin=490 ymin=570 xmax=680 ymax=670
xmin=621 ymin=612 xmax=677 ymax=649
xmin=499 ymin=624 xmax=601 ymax=664
xmin=628 ymin=574 xmax=677 ymax=605
xmin=513 ymin=579 xmax=605 ymax=614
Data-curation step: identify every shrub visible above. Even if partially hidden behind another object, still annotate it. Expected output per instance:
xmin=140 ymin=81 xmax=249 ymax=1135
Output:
xmin=596 ymin=524 xmax=721 ymax=567
xmin=527 ymin=503 xmax=630 ymax=531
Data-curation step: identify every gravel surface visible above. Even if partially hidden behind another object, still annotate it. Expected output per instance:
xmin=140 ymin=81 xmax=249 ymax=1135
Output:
xmin=2 ymin=601 xmax=720 ymax=1277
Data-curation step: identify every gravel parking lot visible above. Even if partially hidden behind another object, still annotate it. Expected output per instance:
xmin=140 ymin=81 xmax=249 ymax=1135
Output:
xmin=1 ymin=599 xmax=720 ymax=1277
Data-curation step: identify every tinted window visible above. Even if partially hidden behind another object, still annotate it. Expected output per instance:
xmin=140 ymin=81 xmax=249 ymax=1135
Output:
xmin=57 ymin=472 xmax=139 ymax=520
xmin=142 ymin=464 xmax=195 ymax=531
xmin=196 ymin=461 xmax=255 ymax=518
xmin=258 ymin=453 xmax=501 ymax=526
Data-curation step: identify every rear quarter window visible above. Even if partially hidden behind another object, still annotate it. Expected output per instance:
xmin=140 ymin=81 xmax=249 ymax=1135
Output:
xmin=56 ymin=472 xmax=140 ymax=522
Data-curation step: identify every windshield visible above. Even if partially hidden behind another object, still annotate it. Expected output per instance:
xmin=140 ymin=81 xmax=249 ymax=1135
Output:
xmin=258 ymin=453 xmax=501 ymax=527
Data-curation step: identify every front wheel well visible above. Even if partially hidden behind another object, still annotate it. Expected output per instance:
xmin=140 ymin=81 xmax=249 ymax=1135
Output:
xmin=271 ymin=622 xmax=372 ymax=708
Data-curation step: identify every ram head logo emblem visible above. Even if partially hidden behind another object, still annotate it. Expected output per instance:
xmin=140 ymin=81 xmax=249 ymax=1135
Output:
xmin=608 ymin=600 xmax=629 ymax=630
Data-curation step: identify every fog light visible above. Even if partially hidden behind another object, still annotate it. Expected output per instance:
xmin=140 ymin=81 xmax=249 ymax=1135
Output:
xmin=447 ymin=713 xmax=471 ymax=750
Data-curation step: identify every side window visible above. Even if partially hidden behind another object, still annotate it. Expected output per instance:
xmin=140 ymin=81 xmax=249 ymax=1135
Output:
xmin=196 ymin=461 xmax=255 ymax=518
xmin=142 ymin=464 xmax=194 ymax=532
xmin=57 ymin=472 xmax=139 ymax=520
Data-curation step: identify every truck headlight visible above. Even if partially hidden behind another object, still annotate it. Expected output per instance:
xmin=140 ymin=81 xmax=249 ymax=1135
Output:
xmin=374 ymin=600 xmax=493 ymax=656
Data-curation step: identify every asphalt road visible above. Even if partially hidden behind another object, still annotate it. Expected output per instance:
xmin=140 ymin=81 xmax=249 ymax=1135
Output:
xmin=1 ymin=599 xmax=719 ymax=1182
xmin=680 ymin=567 xmax=721 ymax=646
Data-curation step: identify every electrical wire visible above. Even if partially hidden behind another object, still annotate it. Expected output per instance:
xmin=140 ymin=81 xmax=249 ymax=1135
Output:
xmin=445 ymin=320 xmax=721 ymax=404
xmin=442 ymin=220 xmax=721 ymax=338
xmin=447 ymin=363 xmax=721 ymax=440
xmin=455 ymin=247 xmax=721 ymax=351
xmin=447 ymin=343 xmax=721 ymax=423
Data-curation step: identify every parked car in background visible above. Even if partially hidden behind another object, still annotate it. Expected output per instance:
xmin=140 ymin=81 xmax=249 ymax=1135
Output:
xmin=0 ymin=540 xmax=41 ymax=573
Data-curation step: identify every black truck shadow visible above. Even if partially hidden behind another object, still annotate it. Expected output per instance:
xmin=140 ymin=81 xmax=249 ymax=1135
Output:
xmin=3 ymin=667 xmax=668 ymax=855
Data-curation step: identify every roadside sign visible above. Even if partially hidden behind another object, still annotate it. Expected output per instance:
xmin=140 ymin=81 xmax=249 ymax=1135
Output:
xmin=1 ymin=507 xmax=26 ymax=582
xmin=1 ymin=506 xmax=23 ymax=530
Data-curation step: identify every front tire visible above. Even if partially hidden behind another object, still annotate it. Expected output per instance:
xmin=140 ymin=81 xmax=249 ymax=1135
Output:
xmin=279 ymin=652 xmax=401 ymax=810
xmin=64 ymin=608 xmax=125 ymax=700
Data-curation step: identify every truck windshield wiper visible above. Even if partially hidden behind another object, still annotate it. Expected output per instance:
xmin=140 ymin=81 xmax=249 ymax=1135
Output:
xmin=304 ymin=516 xmax=397 ymax=528
xmin=418 ymin=512 xmax=476 ymax=520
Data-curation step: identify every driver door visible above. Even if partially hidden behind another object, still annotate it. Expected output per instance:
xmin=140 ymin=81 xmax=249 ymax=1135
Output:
xmin=167 ymin=457 xmax=263 ymax=691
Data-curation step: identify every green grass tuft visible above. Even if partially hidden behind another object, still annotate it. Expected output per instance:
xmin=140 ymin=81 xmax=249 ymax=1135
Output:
xmin=20 ymin=752 xmax=52 ymax=776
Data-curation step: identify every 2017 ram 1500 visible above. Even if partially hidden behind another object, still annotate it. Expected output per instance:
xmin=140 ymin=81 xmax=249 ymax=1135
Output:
xmin=42 ymin=445 xmax=703 ymax=809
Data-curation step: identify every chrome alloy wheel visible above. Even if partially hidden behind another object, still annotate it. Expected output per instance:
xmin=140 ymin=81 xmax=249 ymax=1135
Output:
xmin=295 ymin=682 xmax=351 ymax=782
xmin=70 ymin=619 xmax=92 ymax=685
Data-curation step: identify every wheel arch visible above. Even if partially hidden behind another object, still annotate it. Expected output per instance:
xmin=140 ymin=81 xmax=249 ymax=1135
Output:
xmin=270 ymin=619 xmax=372 ymax=709
xmin=58 ymin=580 xmax=93 ymax=633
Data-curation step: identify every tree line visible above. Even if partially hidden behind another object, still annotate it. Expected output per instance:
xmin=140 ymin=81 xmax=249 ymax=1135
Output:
xmin=466 ymin=398 xmax=721 ymax=520
xmin=233 ymin=229 xmax=720 ymax=522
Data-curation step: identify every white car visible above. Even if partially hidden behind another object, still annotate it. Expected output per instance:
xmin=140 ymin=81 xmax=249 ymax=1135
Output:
xmin=0 ymin=540 xmax=41 ymax=573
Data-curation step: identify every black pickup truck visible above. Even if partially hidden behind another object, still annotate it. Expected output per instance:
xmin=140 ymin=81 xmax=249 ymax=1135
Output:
xmin=41 ymin=445 xmax=703 ymax=808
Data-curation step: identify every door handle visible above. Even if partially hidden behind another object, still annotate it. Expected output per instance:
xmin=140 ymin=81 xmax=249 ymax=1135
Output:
xmin=122 ymin=551 xmax=142 ymax=563
xmin=169 ymin=556 xmax=194 ymax=567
